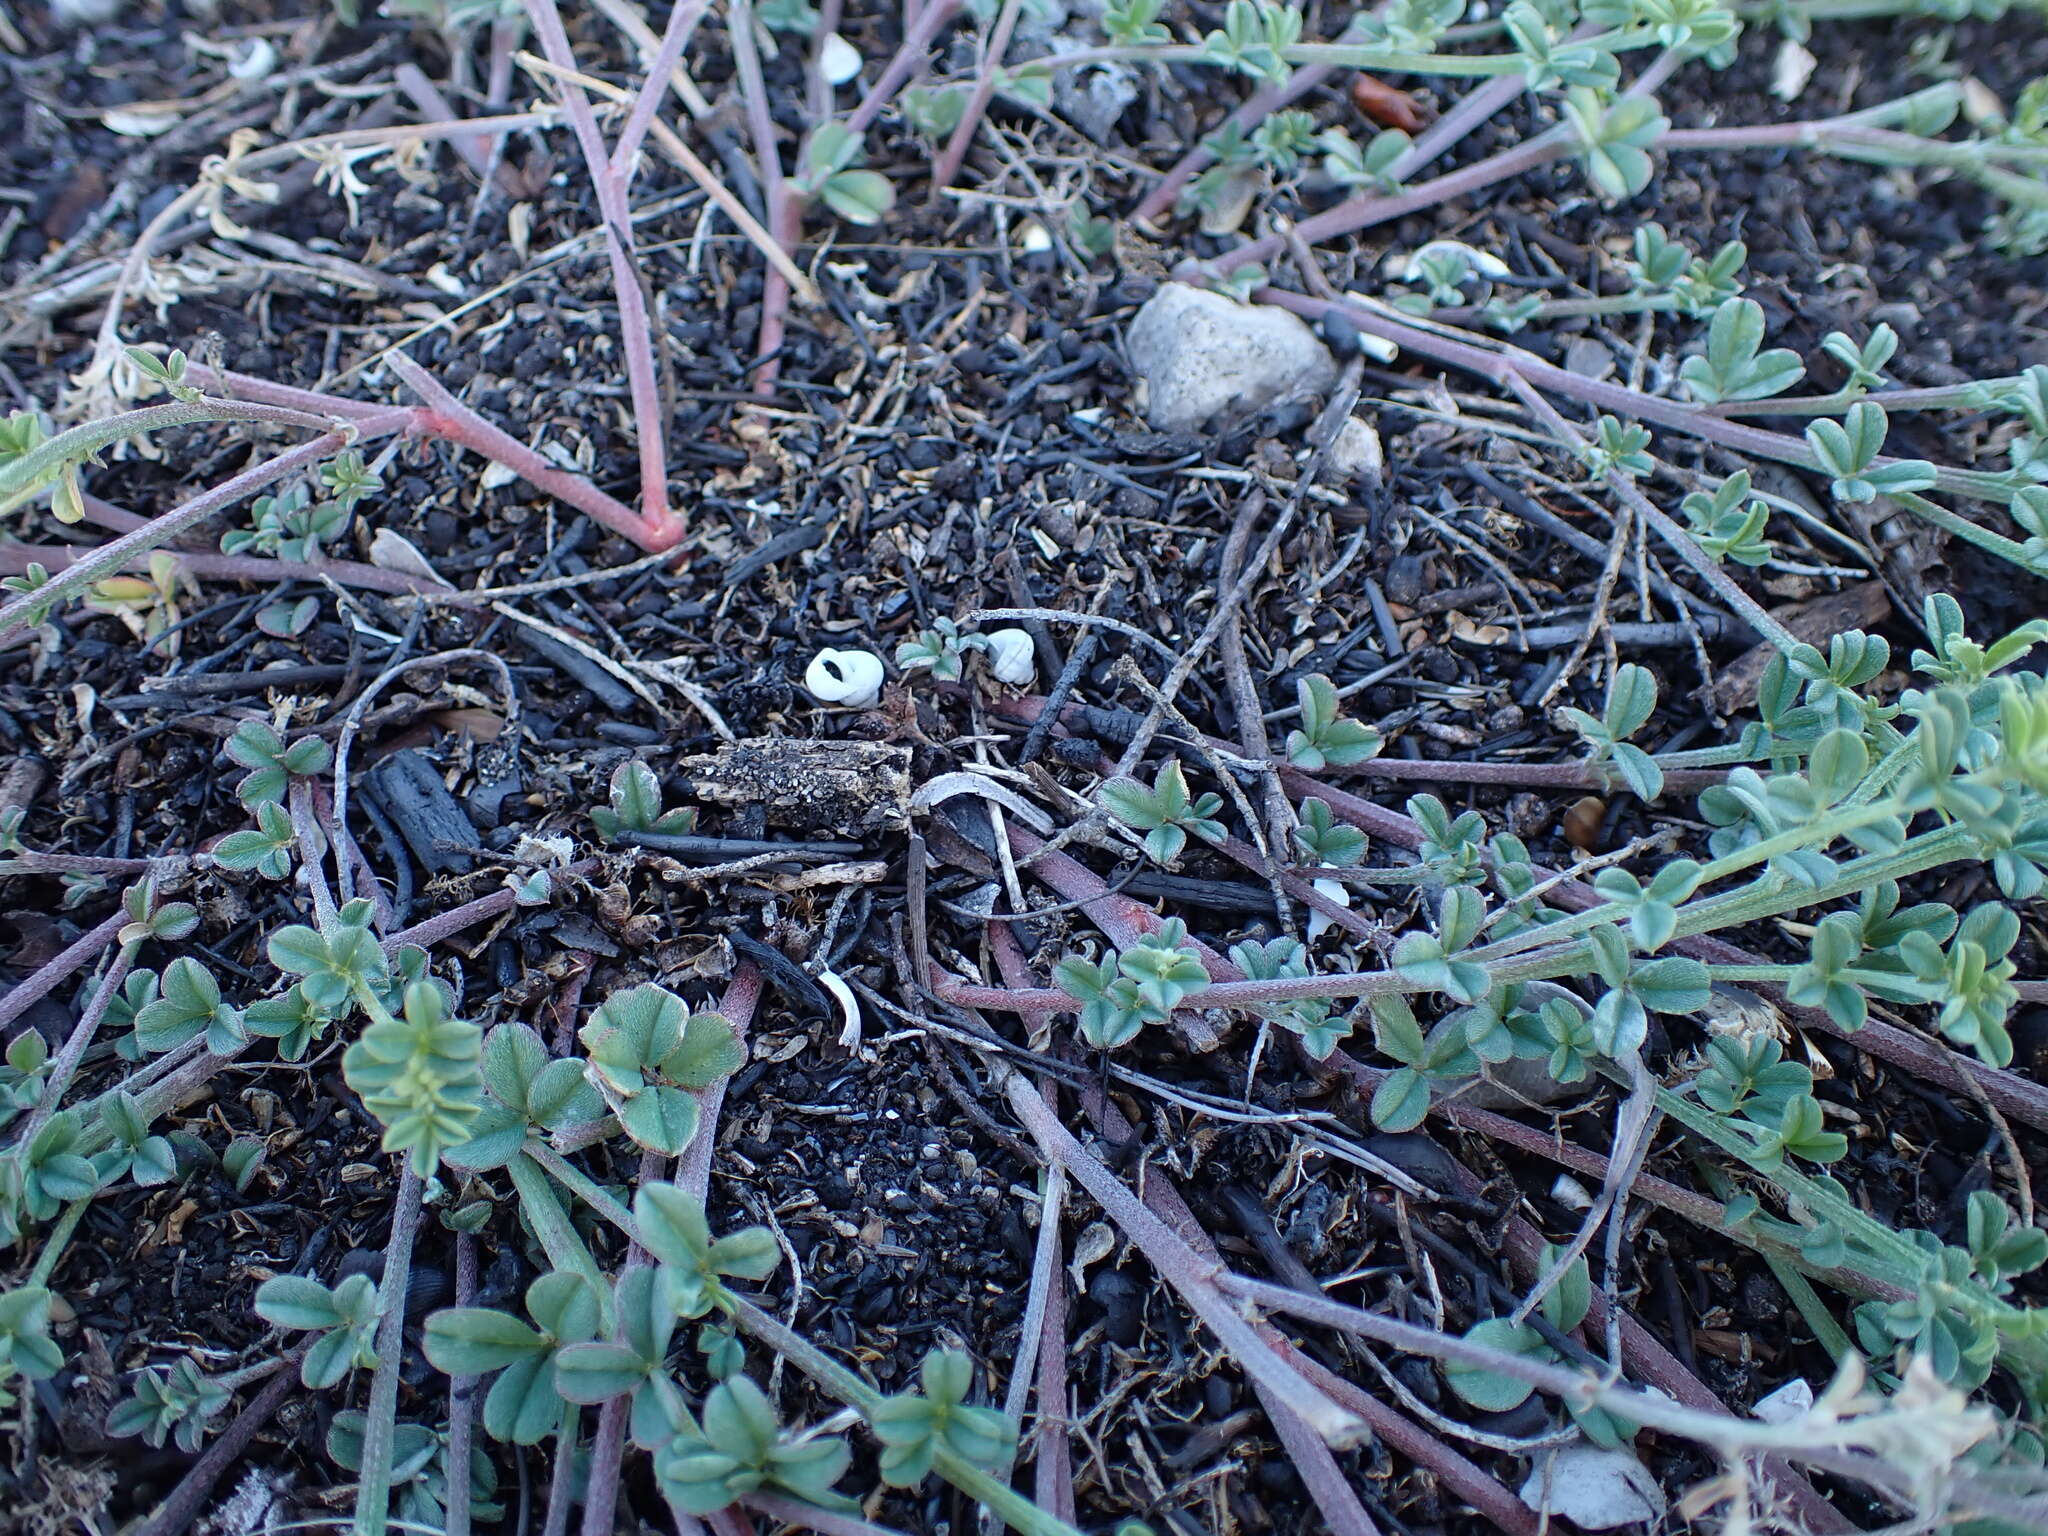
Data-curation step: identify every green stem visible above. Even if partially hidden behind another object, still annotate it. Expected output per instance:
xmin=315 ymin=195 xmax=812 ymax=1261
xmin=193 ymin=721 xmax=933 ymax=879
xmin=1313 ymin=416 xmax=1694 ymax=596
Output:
xmin=354 ymin=1164 xmax=425 ymax=1536
xmin=0 ymin=412 xmax=412 ymax=647
xmin=729 ymin=1297 xmax=1082 ymax=1536
xmin=1894 ymin=491 xmax=2038 ymax=574
xmin=26 ymin=1196 xmax=92 ymax=1288
xmin=534 ymin=1159 xmax=1081 ymax=1536
xmin=1694 ymin=1161 xmax=1855 ymax=1363
xmin=506 ymin=1150 xmax=613 ymax=1325
xmin=526 ymin=1140 xmax=636 ymax=1236
xmin=0 ymin=397 xmax=341 ymax=505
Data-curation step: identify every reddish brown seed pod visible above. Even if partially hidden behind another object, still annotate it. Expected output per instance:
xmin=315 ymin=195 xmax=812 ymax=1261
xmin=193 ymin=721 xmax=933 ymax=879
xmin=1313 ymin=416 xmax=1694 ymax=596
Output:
xmin=1350 ymin=73 xmax=1427 ymax=133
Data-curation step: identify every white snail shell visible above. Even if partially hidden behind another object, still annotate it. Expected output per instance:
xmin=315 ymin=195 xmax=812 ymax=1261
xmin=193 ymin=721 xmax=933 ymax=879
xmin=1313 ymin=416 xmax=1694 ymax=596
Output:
xmin=985 ymin=629 xmax=1037 ymax=687
xmin=1306 ymin=877 xmax=1352 ymax=942
xmin=820 ymin=33 xmax=862 ymax=85
xmin=805 ymin=648 xmax=885 ymax=708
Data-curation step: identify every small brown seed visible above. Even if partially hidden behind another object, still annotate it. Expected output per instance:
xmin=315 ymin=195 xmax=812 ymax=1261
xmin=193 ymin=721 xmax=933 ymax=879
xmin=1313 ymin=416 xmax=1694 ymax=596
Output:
xmin=1562 ymin=795 xmax=1607 ymax=853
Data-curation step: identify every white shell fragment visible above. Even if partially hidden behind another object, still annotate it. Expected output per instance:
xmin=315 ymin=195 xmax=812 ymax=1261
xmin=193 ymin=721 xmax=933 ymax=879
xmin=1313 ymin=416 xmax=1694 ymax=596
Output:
xmin=805 ymin=648 xmax=885 ymax=708
xmin=820 ymin=968 xmax=862 ymax=1051
xmin=1396 ymin=239 xmax=1512 ymax=282
xmin=1306 ymin=877 xmax=1351 ymax=941
xmin=985 ymin=629 xmax=1037 ymax=687
xmin=1518 ymin=1445 xmax=1667 ymax=1530
xmin=820 ymin=33 xmax=862 ymax=86
xmin=1752 ymin=1377 xmax=1814 ymax=1425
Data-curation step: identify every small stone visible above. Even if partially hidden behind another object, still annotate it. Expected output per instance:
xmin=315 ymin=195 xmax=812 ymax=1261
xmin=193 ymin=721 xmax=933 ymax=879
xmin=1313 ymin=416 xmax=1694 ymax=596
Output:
xmin=1323 ymin=416 xmax=1384 ymax=484
xmin=1125 ymin=283 xmax=1339 ymax=434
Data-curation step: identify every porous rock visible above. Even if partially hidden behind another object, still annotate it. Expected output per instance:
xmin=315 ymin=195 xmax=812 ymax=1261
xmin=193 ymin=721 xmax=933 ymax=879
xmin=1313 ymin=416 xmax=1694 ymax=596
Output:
xmin=1125 ymin=283 xmax=1339 ymax=433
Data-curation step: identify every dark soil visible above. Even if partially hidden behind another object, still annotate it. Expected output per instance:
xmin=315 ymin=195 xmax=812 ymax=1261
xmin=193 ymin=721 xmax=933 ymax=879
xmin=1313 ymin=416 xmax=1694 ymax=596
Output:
xmin=2 ymin=2 xmax=2046 ymax=1533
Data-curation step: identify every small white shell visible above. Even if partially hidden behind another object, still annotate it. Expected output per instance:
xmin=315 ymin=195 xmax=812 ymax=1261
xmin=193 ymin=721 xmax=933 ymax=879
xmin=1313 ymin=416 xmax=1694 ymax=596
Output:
xmin=805 ymin=648 xmax=885 ymax=708
xmin=1397 ymin=239 xmax=1511 ymax=282
xmin=1305 ymin=876 xmax=1351 ymax=941
xmin=820 ymin=33 xmax=862 ymax=86
xmin=984 ymin=629 xmax=1037 ymax=687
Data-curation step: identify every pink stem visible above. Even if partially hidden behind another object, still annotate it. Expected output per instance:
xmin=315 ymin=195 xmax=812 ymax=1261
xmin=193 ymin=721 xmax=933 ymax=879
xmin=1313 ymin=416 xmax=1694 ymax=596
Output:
xmin=678 ymin=964 xmax=762 ymax=1201
xmin=1252 ymin=289 xmax=2005 ymax=506
xmin=14 ymin=944 xmax=134 ymax=1152
xmin=396 ymin=62 xmax=493 ymax=175
xmin=0 ymin=909 xmax=127 ymax=1036
xmin=1072 ymin=1075 xmax=1502 ymax=1536
xmin=0 ymin=539 xmax=448 ymax=599
xmin=1132 ymin=64 xmax=1339 ymax=225
xmin=0 ymin=413 xmax=410 ymax=645
xmin=184 ymin=365 xmax=385 ymax=419
xmin=380 ymin=859 xmax=601 ymax=956
xmin=1003 ymin=1073 xmax=1367 ymax=1447
xmin=134 ymin=1350 xmax=305 ymax=1536
xmin=1279 ymin=768 xmax=2048 ymax=1134
xmin=609 ymin=0 xmax=708 ymax=177
xmin=581 ymin=1146 xmax=669 ymax=1536
xmin=845 ymin=0 xmax=964 ymax=139
xmin=444 ymin=1232 xmax=481 ymax=1536
xmin=1489 ymin=1203 xmax=1852 ymax=1532
xmin=384 ymin=353 xmax=668 ymax=549
xmin=727 ymin=0 xmax=794 ymax=398
xmin=986 ymin=924 xmax=1076 ymax=1522
xmin=929 ymin=0 xmax=1025 ymax=194
xmin=522 ymin=0 xmax=677 ymax=535
xmin=1001 ymin=823 xmax=1232 ymax=1052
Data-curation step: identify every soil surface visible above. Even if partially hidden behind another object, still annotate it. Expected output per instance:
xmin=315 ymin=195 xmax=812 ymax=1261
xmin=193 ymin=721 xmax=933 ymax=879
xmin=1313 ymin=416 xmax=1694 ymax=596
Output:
xmin=2 ymin=2 xmax=2047 ymax=1533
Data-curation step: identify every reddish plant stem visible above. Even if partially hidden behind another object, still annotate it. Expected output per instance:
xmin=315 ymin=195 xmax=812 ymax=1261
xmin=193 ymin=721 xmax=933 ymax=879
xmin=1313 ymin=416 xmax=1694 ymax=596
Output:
xmin=16 ymin=942 xmax=134 ymax=1151
xmin=1204 ymin=40 xmax=1671 ymax=279
xmin=396 ymin=62 xmax=493 ymax=175
xmin=1486 ymin=1192 xmax=1852 ymax=1533
xmin=1316 ymin=756 xmax=1724 ymax=793
xmin=1132 ymin=63 xmax=1339 ymax=225
xmin=0 ymin=852 xmax=178 ymax=878
xmin=380 ymin=860 xmax=600 ymax=957
xmin=610 ymin=0 xmax=707 ymax=176
xmin=184 ymin=364 xmax=387 ymax=419
xmin=1213 ymin=831 xmax=1380 ymax=942
xmin=1280 ymin=770 xmax=2048 ymax=1133
xmin=976 ymin=931 xmax=1071 ymax=1530
xmin=581 ymin=1145 xmax=668 ymax=1536
xmin=929 ymin=0 xmax=1026 ymax=194
xmin=445 ymin=1230 xmax=481 ymax=1536
xmin=1086 ymin=1080 xmax=1385 ymax=1534
xmin=0 ymin=537 xmax=450 ymax=600
xmin=1289 ymin=1348 xmax=1540 ymax=1533
xmin=993 ymin=694 xmax=2048 ymax=1133
xmin=0 ymin=908 xmax=127 ymax=1035
xmin=0 ymin=413 xmax=413 ymax=645
xmin=679 ymin=964 xmax=763 ymax=1202
xmin=134 ymin=1346 xmax=307 ymax=1536
xmin=1003 ymin=824 xmax=1229 ymax=1052
xmin=1232 ymin=132 xmax=1570 ymax=273
xmin=522 ymin=0 xmax=677 ymax=536
xmin=1002 ymin=1069 xmax=1367 ymax=1447
xmin=845 ymin=0 xmax=964 ymax=139
xmin=1252 ymin=286 xmax=2008 ymax=505
xmin=1029 ymin=1263 xmax=1074 ymax=1522
xmin=728 ymin=0 xmax=795 ymax=398
xmin=385 ymin=353 xmax=663 ymax=548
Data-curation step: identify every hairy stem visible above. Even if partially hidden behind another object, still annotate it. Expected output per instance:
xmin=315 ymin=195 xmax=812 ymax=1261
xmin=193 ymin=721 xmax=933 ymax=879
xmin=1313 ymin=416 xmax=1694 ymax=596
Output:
xmin=354 ymin=1164 xmax=426 ymax=1536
